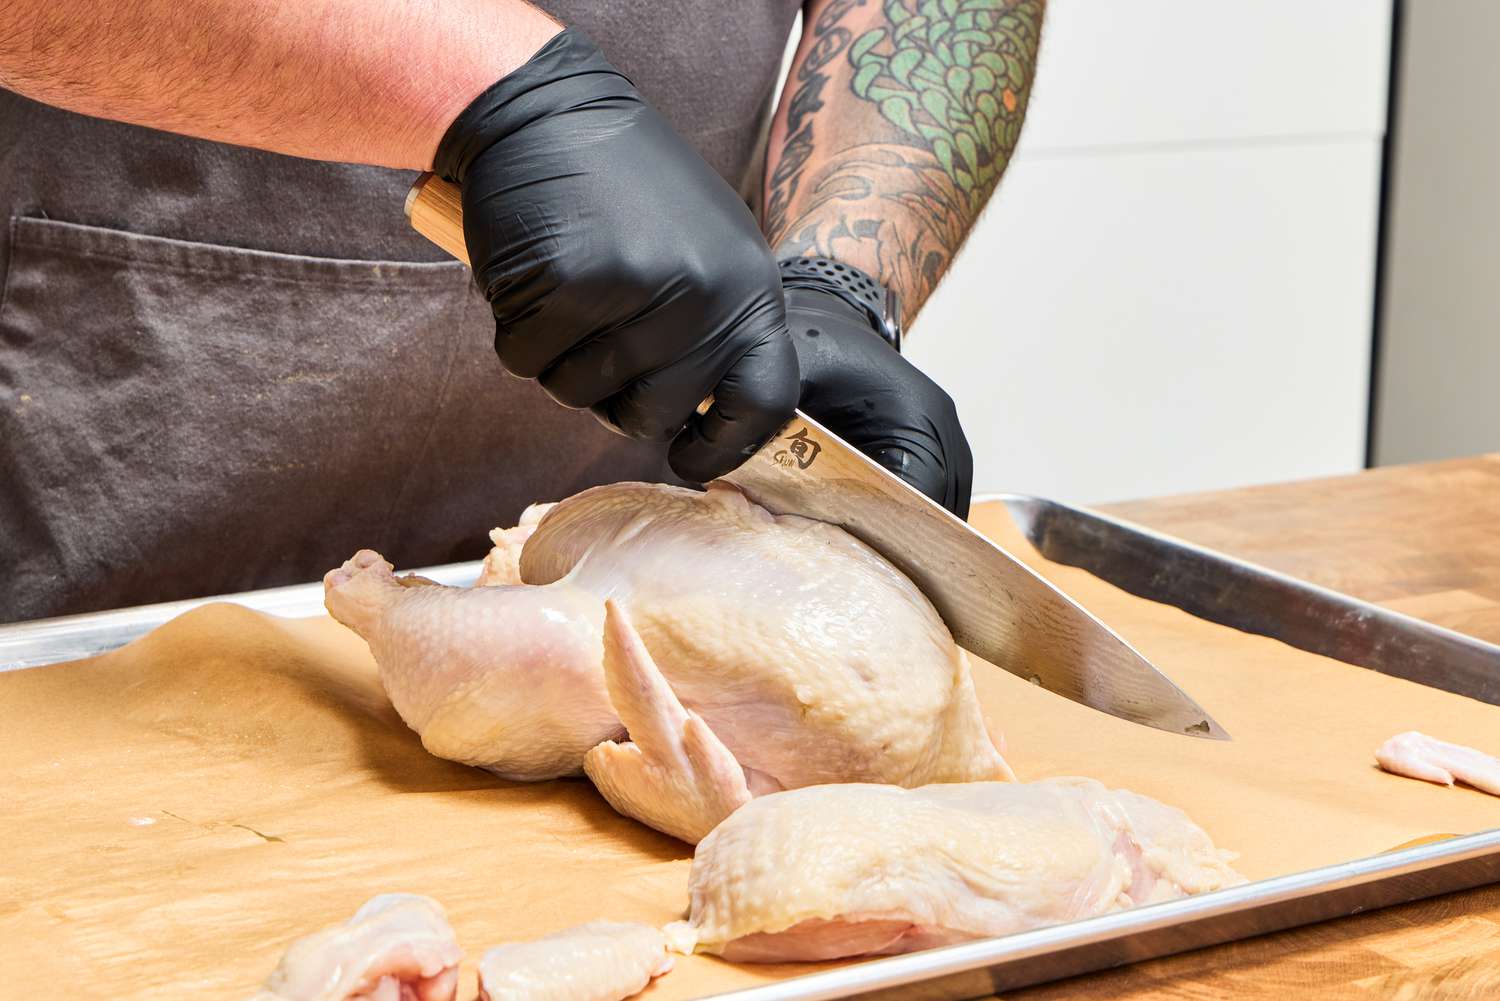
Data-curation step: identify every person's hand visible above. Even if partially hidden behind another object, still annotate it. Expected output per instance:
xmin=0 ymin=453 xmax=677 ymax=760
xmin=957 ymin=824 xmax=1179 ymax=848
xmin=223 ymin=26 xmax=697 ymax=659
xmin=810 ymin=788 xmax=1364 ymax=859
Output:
xmin=434 ymin=28 xmax=798 ymax=483
xmin=783 ymin=279 xmax=973 ymax=518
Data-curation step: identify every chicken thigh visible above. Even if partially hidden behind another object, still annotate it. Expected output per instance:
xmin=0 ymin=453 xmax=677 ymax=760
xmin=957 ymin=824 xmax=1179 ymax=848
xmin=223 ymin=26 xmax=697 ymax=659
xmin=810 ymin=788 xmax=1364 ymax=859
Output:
xmin=674 ymin=779 xmax=1242 ymax=962
xmin=325 ymin=482 xmax=1012 ymax=840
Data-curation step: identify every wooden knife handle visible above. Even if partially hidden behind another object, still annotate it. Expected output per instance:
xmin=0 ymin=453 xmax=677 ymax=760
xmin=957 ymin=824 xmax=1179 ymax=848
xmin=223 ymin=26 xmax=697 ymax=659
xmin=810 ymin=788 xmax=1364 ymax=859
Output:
xmin=405 ymin=173 xmax=470 ymax=266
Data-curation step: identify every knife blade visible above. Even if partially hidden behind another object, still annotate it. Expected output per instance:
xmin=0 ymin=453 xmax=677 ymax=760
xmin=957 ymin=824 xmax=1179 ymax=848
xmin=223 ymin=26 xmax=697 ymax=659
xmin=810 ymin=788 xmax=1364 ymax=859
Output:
xmin=404 ymin=173 xmax=1228 ymax=739
xmin=720 ymin=414 xmax=1227 ymax=739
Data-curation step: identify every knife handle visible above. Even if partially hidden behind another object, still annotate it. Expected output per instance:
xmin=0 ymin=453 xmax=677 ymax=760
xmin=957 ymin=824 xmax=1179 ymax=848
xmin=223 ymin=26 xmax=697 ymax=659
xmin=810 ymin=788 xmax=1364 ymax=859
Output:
xmin=405 ymin=173 xmax=470 ymax=265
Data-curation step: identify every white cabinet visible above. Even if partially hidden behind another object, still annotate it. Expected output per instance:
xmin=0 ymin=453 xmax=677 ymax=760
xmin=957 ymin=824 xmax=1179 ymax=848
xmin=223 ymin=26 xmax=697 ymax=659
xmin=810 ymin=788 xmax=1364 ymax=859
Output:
xmin=1374 ymin=2 xmax=1500 ymax=466
xmin=1015 ymin=0 xmax=1390 ymax=150
xmin=902 ymin=0 xmax=1392 ymax=503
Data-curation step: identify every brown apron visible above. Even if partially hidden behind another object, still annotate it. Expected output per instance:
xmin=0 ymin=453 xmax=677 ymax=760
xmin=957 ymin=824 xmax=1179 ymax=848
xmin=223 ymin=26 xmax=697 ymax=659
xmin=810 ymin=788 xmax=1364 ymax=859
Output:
xmin=0 ymin=1 xmax=802 ymax=622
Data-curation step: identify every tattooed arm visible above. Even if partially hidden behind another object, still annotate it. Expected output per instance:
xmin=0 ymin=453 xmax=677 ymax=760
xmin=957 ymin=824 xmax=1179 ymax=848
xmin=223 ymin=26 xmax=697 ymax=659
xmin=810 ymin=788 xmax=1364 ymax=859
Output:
xmin=766 ymin=0 xmax=1043 ymax=327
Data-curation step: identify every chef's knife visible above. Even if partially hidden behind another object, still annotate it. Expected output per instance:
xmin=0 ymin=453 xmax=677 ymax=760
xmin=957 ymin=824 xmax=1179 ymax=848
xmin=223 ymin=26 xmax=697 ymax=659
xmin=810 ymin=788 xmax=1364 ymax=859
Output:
xmin=404 ymin=173 xmax=1229 ymax=740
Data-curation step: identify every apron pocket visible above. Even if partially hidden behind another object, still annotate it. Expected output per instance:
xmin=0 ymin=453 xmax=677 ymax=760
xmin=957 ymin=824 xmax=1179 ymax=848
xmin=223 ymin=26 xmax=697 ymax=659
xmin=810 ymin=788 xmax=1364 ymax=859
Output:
xmin=0 ymin=215 xmax=482 ymax=618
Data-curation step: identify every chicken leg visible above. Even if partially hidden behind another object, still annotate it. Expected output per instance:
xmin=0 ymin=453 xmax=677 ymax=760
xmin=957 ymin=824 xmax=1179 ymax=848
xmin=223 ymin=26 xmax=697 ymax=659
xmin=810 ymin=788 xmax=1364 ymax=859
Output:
xmin=324 ymin=551 xmax=619 ymax=781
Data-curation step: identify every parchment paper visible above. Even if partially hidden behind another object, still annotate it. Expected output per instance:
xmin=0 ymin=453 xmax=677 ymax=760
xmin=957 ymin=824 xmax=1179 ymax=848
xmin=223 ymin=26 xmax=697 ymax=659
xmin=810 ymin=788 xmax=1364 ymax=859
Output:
xmin=2 ymin=508 xmax=1497 ymax=1000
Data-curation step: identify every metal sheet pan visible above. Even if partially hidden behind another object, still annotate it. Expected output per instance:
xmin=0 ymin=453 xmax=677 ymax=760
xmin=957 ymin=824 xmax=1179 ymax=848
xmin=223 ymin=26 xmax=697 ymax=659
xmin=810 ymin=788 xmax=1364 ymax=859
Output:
xmin=993 ymin=493 xmax=1500 ymax=706
xmin=2 ymin=498 xmax=1497 ymax=1000
xmin=0 ymin=562 xmax=481 ymax=672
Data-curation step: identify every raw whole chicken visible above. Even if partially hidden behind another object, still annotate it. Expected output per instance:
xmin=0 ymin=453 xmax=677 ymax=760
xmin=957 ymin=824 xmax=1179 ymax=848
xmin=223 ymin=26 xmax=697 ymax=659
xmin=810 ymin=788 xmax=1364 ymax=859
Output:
xmin=1376 ymin=731 xmax=1500 ymax=796
xmin=325 ymin=482 xmax=1012 ymax=841
xmin=249 ymin=894 xmax=461 ymax=1001
xmin=672 ymin=778 xmax=1243 ymax=962
xmin=478 ymin=921 xmax=673 ymax=1001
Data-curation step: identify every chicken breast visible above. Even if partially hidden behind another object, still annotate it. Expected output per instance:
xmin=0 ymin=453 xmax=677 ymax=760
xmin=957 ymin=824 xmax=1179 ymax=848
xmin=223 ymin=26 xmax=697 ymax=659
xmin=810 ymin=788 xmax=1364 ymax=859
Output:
xmin=676 ymin=779 xmax=1243 ymax=962
xmin=250 ymin=894 xmax=461 ymax=1001
xmin=517 ymin=482 xmax=1008 ymax=791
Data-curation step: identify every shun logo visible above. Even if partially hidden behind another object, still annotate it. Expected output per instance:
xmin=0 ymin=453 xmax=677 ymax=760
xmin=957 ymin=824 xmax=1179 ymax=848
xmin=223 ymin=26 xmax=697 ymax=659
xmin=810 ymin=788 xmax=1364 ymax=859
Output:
xmin=774 ymin=427 xmax=822 ymax=470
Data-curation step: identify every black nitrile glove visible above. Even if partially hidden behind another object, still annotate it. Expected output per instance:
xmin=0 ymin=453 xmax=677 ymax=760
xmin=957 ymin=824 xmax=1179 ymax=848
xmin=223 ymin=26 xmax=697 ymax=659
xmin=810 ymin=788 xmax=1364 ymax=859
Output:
xmin=434 ymin=29 xmax=798 ymax=483
xmin=784 ymin=281 xmax=973 ymax=518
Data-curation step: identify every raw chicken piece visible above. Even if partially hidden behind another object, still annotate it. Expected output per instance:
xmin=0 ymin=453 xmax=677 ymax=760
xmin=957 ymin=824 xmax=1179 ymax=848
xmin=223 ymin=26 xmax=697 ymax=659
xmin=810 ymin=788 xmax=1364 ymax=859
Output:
xmin=250 ymin=894 xmax=461 ymax=1001
xmin=478 ymin=921 xmax=673 ymax=1001
xmin=1376 ymin=731 xmax=1500 ymax=795
xmin=325 ymin=481 xmax=1012 ymax=838
xmin=675 ymin=779 xmax=1242 ymax=962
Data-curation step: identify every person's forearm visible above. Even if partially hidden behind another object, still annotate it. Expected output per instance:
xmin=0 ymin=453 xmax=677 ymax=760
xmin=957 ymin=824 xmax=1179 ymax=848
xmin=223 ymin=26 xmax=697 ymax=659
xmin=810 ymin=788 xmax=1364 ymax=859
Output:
xmin=765 ymin=0 xmax=1043 ymax=326
xmin=0 ymin=0 xmax=560 ymax=170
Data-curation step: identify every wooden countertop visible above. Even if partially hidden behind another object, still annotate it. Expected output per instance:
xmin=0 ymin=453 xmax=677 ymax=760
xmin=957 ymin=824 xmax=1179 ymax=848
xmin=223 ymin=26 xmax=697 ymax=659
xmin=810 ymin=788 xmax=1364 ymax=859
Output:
xmin=1002 ymin=453 xmax=1500 ymax=999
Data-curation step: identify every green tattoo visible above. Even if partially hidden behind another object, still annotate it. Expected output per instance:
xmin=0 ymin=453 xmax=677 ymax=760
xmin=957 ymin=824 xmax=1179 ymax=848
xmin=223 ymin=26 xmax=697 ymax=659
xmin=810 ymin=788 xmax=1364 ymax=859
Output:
xmin=767 ymin=0 xmax=1042 ymax=319
xmin=850 ymin=0 xmax=1038 ymax=211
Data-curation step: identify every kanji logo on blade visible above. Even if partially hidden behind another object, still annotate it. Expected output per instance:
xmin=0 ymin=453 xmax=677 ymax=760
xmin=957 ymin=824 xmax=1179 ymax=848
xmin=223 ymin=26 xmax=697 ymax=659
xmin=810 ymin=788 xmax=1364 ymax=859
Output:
xmin=775 ymin=427 xmax=822 ymax=470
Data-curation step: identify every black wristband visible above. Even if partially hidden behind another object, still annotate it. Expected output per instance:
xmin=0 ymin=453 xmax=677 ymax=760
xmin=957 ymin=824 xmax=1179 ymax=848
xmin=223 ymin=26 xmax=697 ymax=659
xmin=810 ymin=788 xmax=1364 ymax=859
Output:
xmin=778 ymin=256 xmax=902 ymax=353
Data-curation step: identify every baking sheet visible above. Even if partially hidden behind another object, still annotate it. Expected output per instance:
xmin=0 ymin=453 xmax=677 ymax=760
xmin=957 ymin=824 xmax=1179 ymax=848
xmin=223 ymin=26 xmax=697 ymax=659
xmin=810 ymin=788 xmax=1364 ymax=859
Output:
xmin=2 ymin=506 xmax=1498 ymax=1000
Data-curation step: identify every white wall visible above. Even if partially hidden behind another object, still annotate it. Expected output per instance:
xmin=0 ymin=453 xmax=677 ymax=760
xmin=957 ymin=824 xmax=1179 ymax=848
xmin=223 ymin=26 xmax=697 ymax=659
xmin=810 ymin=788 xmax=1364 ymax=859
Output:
xmin=1374 ymin=2 xmax=1500 ymax=466
xmin=899 ymin=0 xmax=1392 ymax=504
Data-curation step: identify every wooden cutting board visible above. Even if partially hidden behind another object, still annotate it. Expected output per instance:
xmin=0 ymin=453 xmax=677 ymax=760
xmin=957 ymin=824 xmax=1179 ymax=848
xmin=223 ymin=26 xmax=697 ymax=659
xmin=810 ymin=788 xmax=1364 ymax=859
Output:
xmin=2 ymin=458 xmax=1497 ymax=1000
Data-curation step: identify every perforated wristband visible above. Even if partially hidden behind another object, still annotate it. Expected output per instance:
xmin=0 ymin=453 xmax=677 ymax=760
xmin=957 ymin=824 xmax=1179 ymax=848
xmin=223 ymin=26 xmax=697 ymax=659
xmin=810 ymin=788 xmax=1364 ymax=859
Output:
xmin=778 ymin=256 xmax=903 ymax=353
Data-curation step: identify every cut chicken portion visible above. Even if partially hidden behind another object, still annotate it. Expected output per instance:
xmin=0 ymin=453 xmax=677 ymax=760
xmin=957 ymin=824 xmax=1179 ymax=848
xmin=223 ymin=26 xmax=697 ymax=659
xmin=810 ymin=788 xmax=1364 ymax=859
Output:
xmin=677 ymin=779 xmax=1242 ymax=962
xmin=250 ymin=894 xmax=461 ymax=1001
xmin=325 ymin=481 xmax=1013 ymax=837
xmin=478 ymin=921 xmax=672 ymax=1001
xmin=584 ymin=601 xmax=751 ymax=843
xmin=1376 ymin=731 xmax=1500 ymax=796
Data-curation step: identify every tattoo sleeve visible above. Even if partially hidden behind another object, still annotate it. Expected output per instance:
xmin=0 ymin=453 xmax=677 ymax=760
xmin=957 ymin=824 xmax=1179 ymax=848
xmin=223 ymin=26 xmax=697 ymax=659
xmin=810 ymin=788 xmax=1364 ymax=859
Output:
xmin=765 ymin=0 xmax=1044 ymax=326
